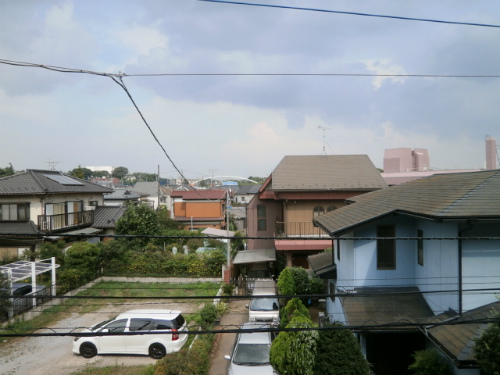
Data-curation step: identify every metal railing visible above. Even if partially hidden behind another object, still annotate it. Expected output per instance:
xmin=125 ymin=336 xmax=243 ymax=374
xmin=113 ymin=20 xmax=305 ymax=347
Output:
xmin=38 ymin=210 xmax=94 ymax=232
xmin=275 ymin=221 xmax=328 ymax=237
xmin=4 ymin=286 xmax=53 ymax=321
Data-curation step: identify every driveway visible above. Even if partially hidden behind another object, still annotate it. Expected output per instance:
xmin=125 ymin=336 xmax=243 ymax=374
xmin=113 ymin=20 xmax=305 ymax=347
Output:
xmin=0 ymin=301 xmax=199 ymax=375
xmin=208 ymin=298 xmax=249 ymax=375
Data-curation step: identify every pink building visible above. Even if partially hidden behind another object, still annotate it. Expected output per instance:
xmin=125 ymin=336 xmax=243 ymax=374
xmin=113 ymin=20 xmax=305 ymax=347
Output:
xmin=383 ymin=148 xmax=430 ymax=173
xmin=486 ymin=136 xmax=497 ymax=170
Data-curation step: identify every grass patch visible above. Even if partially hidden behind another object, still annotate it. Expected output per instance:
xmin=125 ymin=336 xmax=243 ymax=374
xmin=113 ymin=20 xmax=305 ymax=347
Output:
xmin=70 ymin=364 xmax=155 ymax=375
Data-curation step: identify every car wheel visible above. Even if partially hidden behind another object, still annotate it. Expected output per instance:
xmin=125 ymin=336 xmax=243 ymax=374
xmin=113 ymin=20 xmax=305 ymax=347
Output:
xmin=149 ymin=343 xmax=166 ymax=359
xmin=80 ymin=342 xmax=97 ymax=358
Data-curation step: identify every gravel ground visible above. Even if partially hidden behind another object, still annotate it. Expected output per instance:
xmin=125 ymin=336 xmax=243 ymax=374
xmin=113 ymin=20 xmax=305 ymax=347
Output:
xmin=0 ymin=302 xmax=200 ymax=375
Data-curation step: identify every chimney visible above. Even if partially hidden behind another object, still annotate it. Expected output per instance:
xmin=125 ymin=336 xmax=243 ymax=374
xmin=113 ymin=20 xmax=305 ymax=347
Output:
xmin=485 ymin=137 xmax=497 ymax=170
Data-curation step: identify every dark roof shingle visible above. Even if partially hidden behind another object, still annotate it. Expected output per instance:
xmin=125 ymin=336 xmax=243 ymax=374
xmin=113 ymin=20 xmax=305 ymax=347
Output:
xmin=315 ymin=170 xmax=500 ymax=235
xmin=271 ymin=155 xmax=387 ymax=191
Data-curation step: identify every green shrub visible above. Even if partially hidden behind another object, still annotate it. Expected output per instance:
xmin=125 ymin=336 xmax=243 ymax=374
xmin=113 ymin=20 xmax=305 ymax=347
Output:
xmin=474 ymin=318 xmax=500 ymax=375
xmin=280 ymin=298 xmax=310 ymax=328
xmin=154 ymin=334 xmax=214 ymax=375
xmin=271 ymin=314 xmax=318 ymax=375
xmin=221 ymin=282 xmax=234 ymax=296
xmin=408 ymin=348 xmax=451 ymax=375
xmin=313 ymin=322 xmax=371 ymax=375
xmin=197 ymin=303 xmax=217 ymax=329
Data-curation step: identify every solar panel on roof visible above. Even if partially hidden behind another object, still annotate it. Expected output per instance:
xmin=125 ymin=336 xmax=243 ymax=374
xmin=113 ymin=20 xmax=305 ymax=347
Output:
xmin=44 ymin=174 xmax=84 ymax=186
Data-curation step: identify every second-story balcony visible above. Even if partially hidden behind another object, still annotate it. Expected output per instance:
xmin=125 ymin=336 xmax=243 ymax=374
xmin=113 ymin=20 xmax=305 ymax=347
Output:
xmin=38 ymin=210 xmax=94 ymax=232
xmin=275 ymin=221 xmax=328 ymax=238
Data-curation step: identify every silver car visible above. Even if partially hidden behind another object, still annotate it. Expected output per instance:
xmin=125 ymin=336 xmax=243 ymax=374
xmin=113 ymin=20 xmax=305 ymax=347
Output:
xmin=225 ymin=323 xmax=277 ymax=375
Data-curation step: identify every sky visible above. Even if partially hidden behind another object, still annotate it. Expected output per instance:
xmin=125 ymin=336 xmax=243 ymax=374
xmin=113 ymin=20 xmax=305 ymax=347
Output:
xmin=1 ymin=0 xmax=499 ymax=181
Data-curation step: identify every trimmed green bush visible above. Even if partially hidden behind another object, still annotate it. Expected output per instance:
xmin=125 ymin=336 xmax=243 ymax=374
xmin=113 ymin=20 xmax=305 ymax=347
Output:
xmin=408 ymin=348 xmax=451 ymax=375
xmin=313 ymin=322 xmax=371 ymax=375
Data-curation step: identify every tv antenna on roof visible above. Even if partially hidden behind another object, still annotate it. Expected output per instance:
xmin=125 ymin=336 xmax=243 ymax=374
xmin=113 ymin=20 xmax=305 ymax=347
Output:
xmin=318 ymin=126 xmax=330 ymax=155
xmin=46 ymin=160 xmax=61 ymax=171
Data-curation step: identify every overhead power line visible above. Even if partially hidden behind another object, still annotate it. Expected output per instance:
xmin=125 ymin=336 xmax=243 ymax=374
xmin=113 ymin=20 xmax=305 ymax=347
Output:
xmin=0 ymin=59 xmax=498 ymax=79
xmin=1 ymin=317 xmax=499 ymax=338
xmin=198 ymin=0 xmax=500 ymax=28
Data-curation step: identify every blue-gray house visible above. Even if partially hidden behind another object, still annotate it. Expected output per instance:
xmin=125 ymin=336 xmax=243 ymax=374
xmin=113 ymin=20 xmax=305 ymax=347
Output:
xmin=313 ymin=169 xmax=500 ymax=375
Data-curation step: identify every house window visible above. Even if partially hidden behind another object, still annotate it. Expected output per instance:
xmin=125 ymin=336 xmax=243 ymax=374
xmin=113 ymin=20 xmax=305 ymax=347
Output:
xmin=377 ymin=225 xmax=396 ymax=269
xmin=329 ymin=280 xmax=336 ymax=302
xmin=257 ymin=205 xmax=267 ymax=231
xmin=89 ymin=200 xmax=98 ymax=207
xmin=417 ymin=229 xmax=424 ymax=266
xmin=313 ymin=206 xmax=325 ymax=217
xmin=241 ymin=197 xmax=246 ymax=202
xmin=326 ymin=205 xmax=337 ymax=212
xmin=0 ymin=203 xmax=30 ymax=221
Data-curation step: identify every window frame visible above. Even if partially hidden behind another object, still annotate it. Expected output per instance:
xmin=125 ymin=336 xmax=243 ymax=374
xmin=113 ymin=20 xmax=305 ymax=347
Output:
xmin=257 ymin=205 xmax=267 ymax=231
xmin=0 ymin=202 xmax=30 ymax=221
xmin=313 ymin=206 xmax=325 ymax=217
xmin=377 ymin=225 xmax=396 ymax=270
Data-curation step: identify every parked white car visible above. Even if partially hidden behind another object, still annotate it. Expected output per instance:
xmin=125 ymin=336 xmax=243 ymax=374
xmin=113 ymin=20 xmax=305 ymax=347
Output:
xmin=225 ymin=323 xmax=277 ymax=375
xmin=248 ymin=280 xmax=279 ymax=325
xmin=72 ymin=309 xmax=188 ymax=359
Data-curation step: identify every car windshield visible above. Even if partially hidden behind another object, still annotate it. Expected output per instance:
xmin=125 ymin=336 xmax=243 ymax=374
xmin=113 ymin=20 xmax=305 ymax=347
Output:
xmin=233 ymin=344 xmax=270 ymax=365
xmin=249 ymin=298 xmax=279 ymax=311
xmin=91 ymin=318 xmax=115 ymax=331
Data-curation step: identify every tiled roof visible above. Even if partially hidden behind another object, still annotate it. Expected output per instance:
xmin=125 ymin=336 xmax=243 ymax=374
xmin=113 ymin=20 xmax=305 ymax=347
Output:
xmin=236 ymin=184 xmax=262 ymax=195
xmin=0 ymin=221 xmax=40 ymax=235
xmin=307 ymin=252 xmax=336 ymax=279
xmin=104 ymin=189 xmax=143 ymax=200
xmin=170 ymin=189 xmax=228 ymax=200
xmin=315 ymin=170 xmax=500 ymax=235
xmin=271 ymin=155 xmax=387 ymax=191
xmin=343 ymin=287 xmax=434 ymax=328
xmin=92 ymin=206 xmax=126 ymax=228
xmin=0 ymin=169 xmax=113 ymax=195
xmin=427 ymin=301 xmax=500 ymax=362
xmin=133 ymin=182 xmax=167 ymax=197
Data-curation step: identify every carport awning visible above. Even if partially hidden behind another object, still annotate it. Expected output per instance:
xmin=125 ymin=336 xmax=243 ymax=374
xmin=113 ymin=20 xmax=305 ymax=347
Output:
xmin=233 ymin=249 xmax=276 ymax=264
xmin=0 ymin=260 xmax=60 ymax=282
xmin=45 ymin=227 xmax=102 ymax=240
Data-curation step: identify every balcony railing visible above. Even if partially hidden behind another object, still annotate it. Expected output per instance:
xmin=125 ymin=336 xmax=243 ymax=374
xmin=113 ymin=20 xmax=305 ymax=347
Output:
xmin=275 ymin=221 xmax=328 ymax=238
xmin=38 ymin=210 xmax=94 ymax=232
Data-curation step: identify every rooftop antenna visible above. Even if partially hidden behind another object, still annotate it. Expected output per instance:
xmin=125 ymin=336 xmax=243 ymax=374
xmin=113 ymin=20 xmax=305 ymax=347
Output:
xmin=318 ymin=126 xmax=330 ymax=155
xmin=46 ymin=160 xmax=61 ymax=171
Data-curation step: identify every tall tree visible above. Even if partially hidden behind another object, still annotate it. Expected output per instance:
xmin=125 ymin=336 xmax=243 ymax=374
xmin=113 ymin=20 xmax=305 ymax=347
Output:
xmin=112 ymin=166 xmax=129 ymax=179
xmin=69 ymin=166 xmax=92 ymax=180
xmin=115 ymin=204 xmax=161 ymax=247
xmin=0 ymin=163 xmax=16 ymax=178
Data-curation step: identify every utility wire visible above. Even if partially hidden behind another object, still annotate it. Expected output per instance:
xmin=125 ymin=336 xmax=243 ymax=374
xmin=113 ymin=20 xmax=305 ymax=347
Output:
xmin=0 ymin=59 xmax=498 ymax=79
xmin=1 ymin=317 xmax=499 ymax=338
xmin=198 ymin=0 xmax=500 ymax=28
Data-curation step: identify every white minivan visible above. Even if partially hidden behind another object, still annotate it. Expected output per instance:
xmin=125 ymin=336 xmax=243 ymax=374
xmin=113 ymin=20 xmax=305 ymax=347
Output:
xmin=248 ymin=280 xmax=280 ymax=325
xmin=72 ymin=309 xmax=188 ymax=359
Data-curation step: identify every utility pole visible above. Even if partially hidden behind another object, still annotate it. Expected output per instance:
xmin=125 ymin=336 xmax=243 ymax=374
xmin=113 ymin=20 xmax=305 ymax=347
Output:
xmin=226 ymin=189 xmax=231 ymax=270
